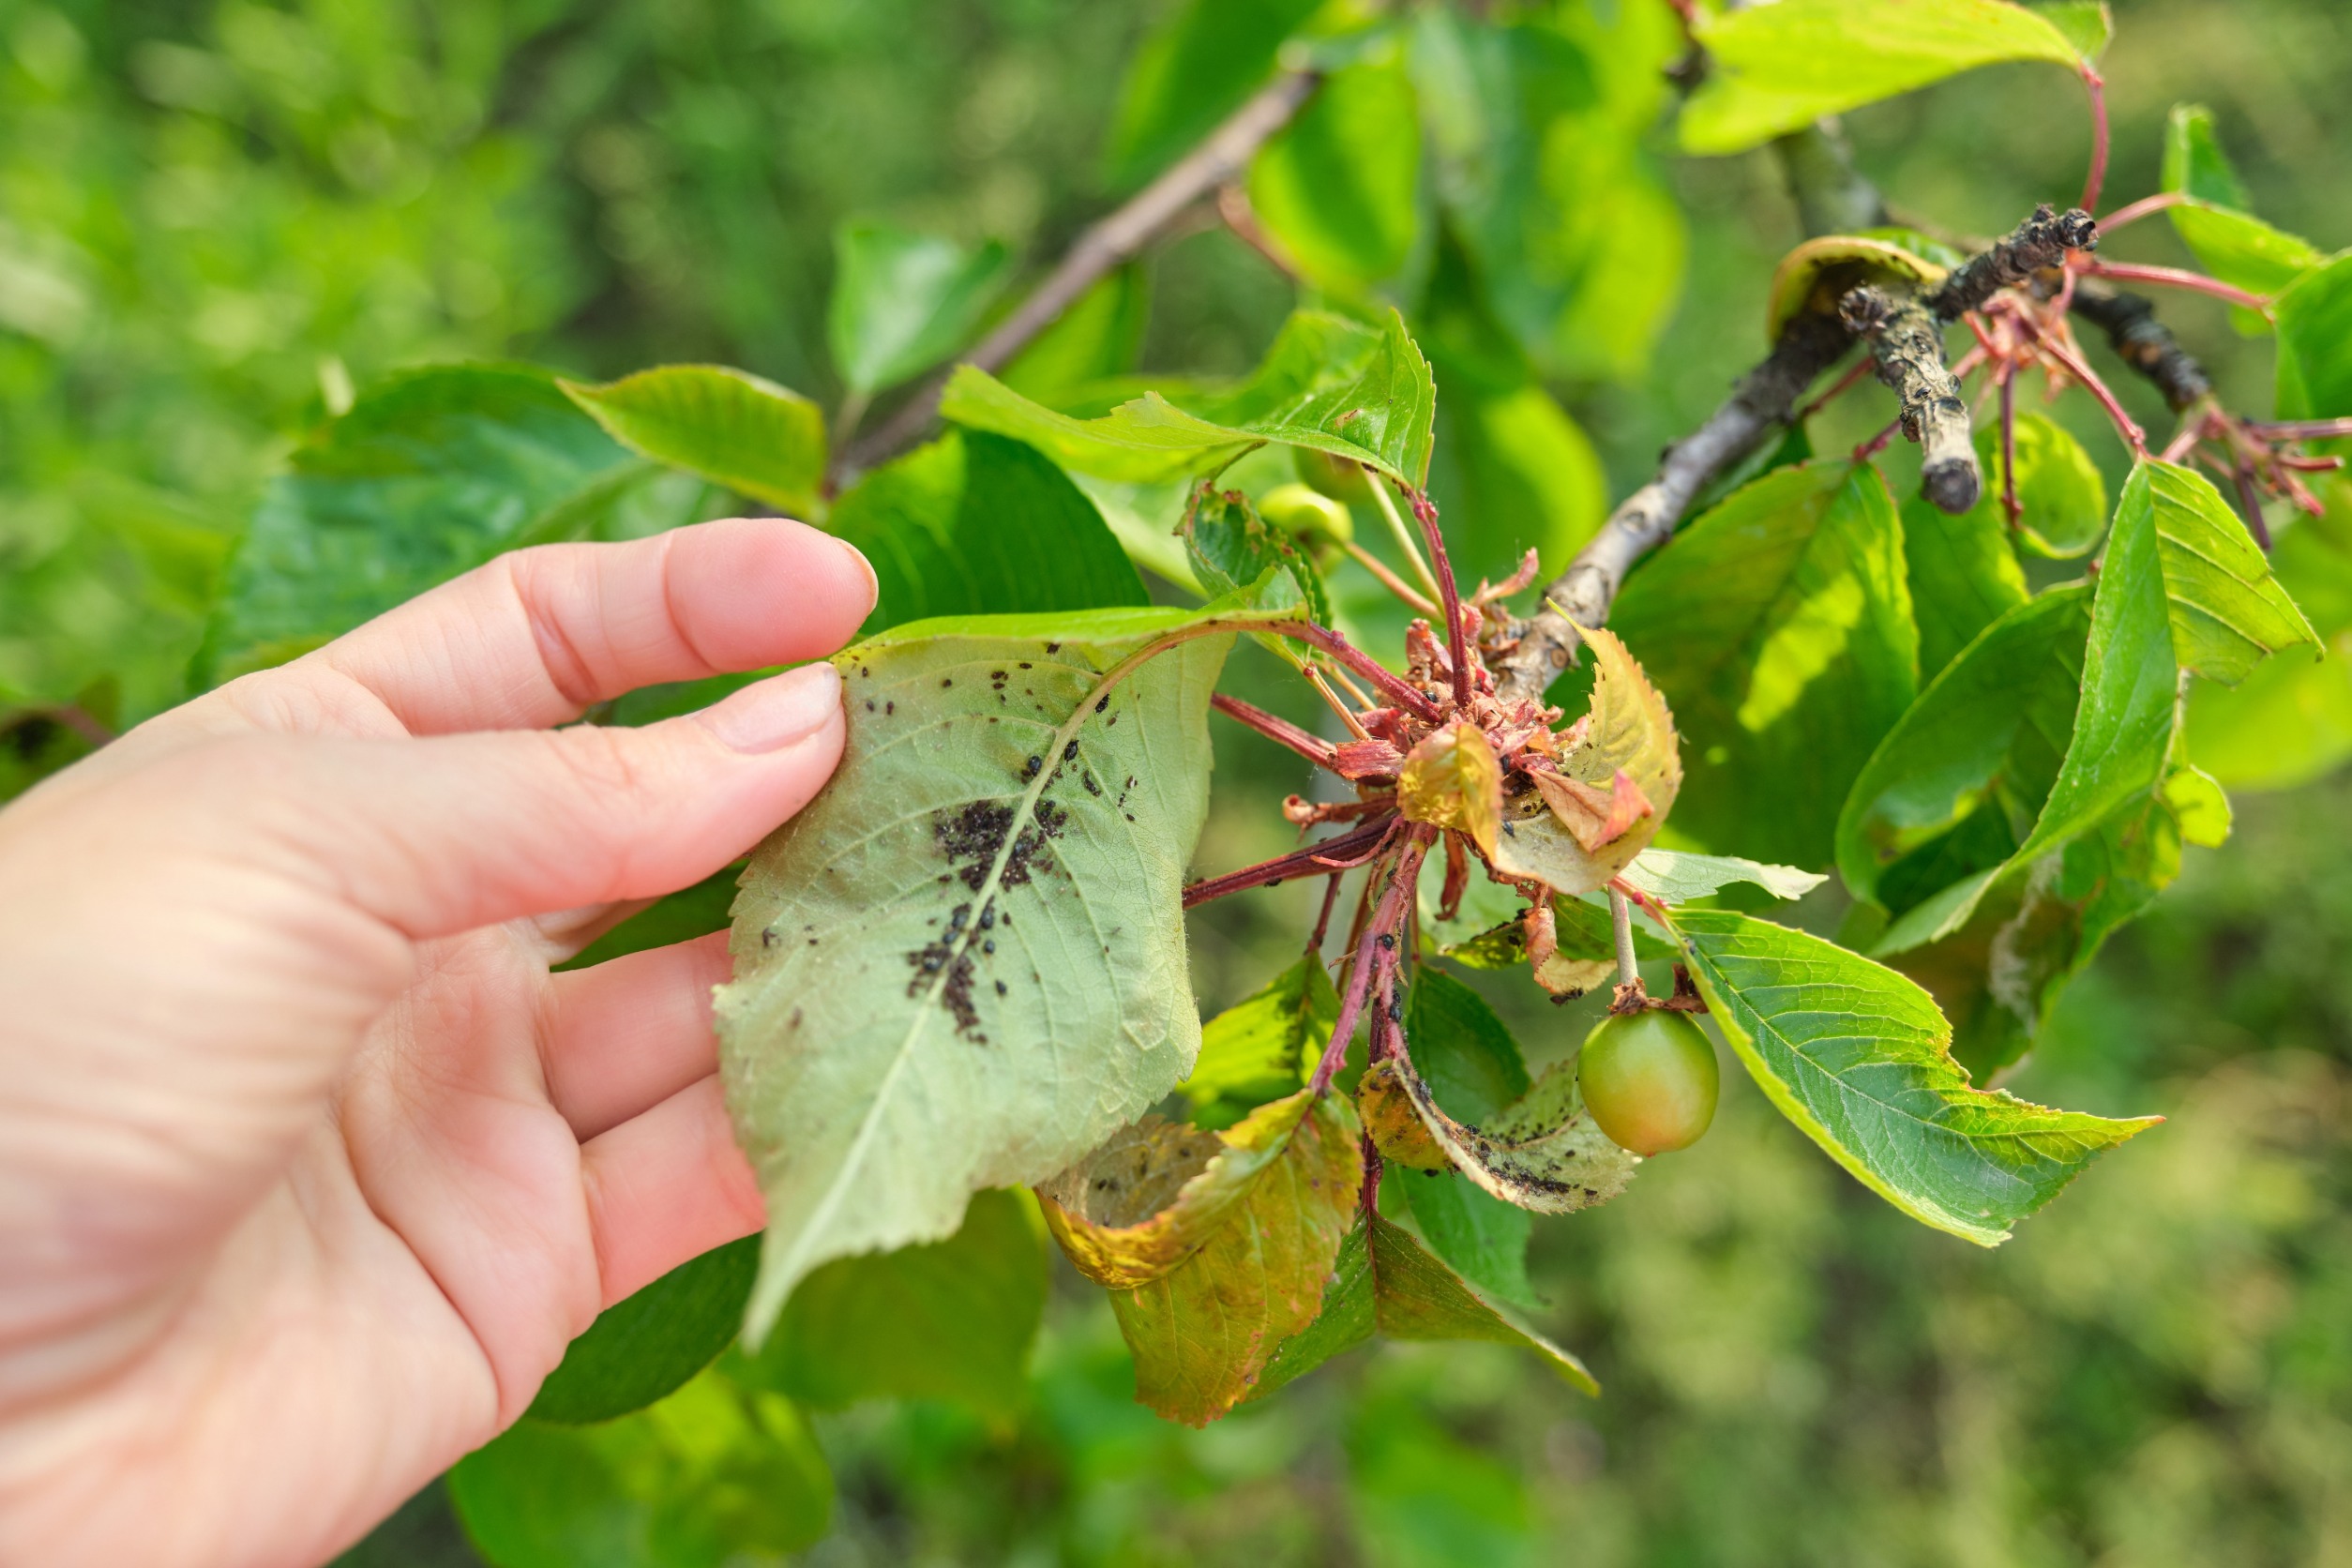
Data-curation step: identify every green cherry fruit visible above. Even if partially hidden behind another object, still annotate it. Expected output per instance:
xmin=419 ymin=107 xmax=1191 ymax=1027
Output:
xmin=1576 ymin=1009 xmax=1719 ymax=1156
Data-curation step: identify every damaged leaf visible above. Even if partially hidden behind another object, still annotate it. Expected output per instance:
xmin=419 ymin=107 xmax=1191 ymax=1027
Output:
xmin=716 ymin=606 xmax=1238 ymax=1342
xmin=1398 ymin=720 xmax=1505 ymax=856
xmin=1042 ymin=1090 xmax=1363 ymax=1425
xmin=1490 ymin=626 xmax=1681 ymax=895
xmin=1377 ymin=1047 xmax=1638 ymax=1215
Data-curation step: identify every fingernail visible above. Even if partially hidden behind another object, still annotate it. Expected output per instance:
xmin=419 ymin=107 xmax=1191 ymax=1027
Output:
xmin=699 ymin=663 xmax=841 ymax=754
xmin=837 ymin=536 xmax=880 ymax=615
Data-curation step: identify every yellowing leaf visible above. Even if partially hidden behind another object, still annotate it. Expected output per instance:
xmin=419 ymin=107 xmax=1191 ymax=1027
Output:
xmin=1357 ymin=1062 xmax=1450 ymax=1171
xmin=1489 ymin=626 xmax=1680 ymax=895
xmin=1397 ymin=720 xmax=1504 ymax=855
xmin=1376 ymin=1048 xmax=1638 ymax=1214
xmin=1042 ymin=1091 xmax=1363 ymax=1425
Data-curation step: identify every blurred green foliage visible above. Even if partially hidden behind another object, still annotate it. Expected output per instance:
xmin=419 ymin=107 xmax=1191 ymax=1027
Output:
xmin=8 ymin=0 xmax=2351 ymax=1561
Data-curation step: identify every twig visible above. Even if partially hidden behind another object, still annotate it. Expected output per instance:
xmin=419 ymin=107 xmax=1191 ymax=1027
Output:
xmin=1489 ymin=309 xmax=1854 ymax=701
xmin=1309 ymin=833 xmax=1428 ymax=1093
xmin=1928 ymin=205 xmax=2098 ymax=321
xmin=1840 ymin=284 xmax=1982 ymax=513
xmin=1183 ymin=817 xmax=1398 ymax=910
xmin=2071 ymin=283 xmax=2213 ymax=413
xmin=1209 ymin=691 xmax=1339 ymax=770
xmin=837 ymin=70 xmax=1321 ymax=478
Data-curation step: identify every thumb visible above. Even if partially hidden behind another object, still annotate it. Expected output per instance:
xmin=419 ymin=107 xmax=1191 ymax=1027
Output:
xmin=228 ymin=661 xmax=849 ymax=941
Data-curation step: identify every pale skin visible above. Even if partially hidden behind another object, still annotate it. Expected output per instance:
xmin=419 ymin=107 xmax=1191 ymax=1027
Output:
xmin=0 ymin=518 xmax=878 ymax=1568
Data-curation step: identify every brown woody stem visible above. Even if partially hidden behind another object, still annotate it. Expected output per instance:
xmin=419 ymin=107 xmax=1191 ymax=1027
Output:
xmin=1841 ymin=284 xmax=1982 ymax=515
xmin=837 ymin=70 xmax=1321 ymax=478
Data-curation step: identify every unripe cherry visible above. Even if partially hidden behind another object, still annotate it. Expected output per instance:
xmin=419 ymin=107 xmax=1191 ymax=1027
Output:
xmin=1576 ymin=1008 xmax=1719 ymax=1156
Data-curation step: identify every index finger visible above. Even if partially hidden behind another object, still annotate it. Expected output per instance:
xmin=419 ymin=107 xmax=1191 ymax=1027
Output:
xmin=263 ymin=517 xmax=876 ymax=737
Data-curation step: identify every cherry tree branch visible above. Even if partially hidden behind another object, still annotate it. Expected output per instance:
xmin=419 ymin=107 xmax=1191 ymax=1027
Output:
xmin=1840 ymin=283 xmax=1982 ymax=514
xmin=837 ymin=69 xmax=1322 ymax=478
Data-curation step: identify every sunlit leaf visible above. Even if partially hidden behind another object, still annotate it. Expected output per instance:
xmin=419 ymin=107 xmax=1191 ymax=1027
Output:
xmin=1619 ymin=849 xmax=1828 ymax=906
xmin=828 ymin=430 xmax=1147 ymax=633
xmin=1106 ymin=0 xmax=1323 ymax=187
xmin=2275 ymin=254 xmax=2352 ymax=422
xmin=2163 ymin=105 xmax=2322 ymax=308
xmin=560 ymin=364 xmax=826 ymax=517
xmin=1981 ymin=411 xmax=2107 ymax=560
xmin=828 ymin=220 xmax=1011 ymax=396
xmin=1670 ymin=908 xmax=2159 ymax=1246
xmin=1681 ymin=0 xmax=2087 ymax=156
xmin=716 ymin=606 xmax=1257 ymax=1342
xmin=1247 ymin=54 xmax=1422 ymax=293
xmin=1610 ymin=461 xmax=1917 ymax=869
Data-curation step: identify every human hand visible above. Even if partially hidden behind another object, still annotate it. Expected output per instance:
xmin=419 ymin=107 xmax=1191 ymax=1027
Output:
xmin=0 ymin=518 xmax=876 ymax=1567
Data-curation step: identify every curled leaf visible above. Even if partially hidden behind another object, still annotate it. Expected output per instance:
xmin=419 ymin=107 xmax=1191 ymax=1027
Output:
xmin=1358 ymin=1062 xmax=1450 ymax=1171
xmin=1530 ymin=766 xmax=1653 ymax=852
xmin=1040 ymin=1091 xmax=1363 ymax=1425
xmin=1037 ymin=1092 xmax=1316 ymax=1289
xmin=1380 ymin=1049 xmax=1639 ymax=1214
xmin=1490 ymin=626 xmax=1681 ymax=896
xmin=1397 ymin=720 xmax=1504 ymax=855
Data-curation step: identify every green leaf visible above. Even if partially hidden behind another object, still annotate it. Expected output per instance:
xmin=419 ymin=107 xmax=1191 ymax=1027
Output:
xmin=200 ymin=365 xmax=693 ymax=684
xmin=1610 ymin=461 xmax=1919 ymax=869
xmin=449 ymin=1364 xmax=831 ymax=1568
xmin=716 ymin=605 xmax=1260 ymax=1342
xmin=1903 ymin=493 xmax=2028 ymax=681
xmin=2163 ymin=105 xmax=2321 ymax=305
xmin=1395 ymin=972 xmax=1537 ymax=1304
xmin=1181 ymin=954 xmax=1342 ymax=1126
xmin=942 ymin=309 xmax=1437 ymax=490
xmin=827 ymin=220 xmax=1011 ymax=396
xmin=1427 ymin=379 xmax=1609 ymax=590
xmin=1042 ymin=1091 xmax=1363 ymax=1425
xmin=1410 ymin=9 xmax=1685 ymax=379
xmin=2275 ymin=253 xmax=2352 ymax=422
xmin=1247 ymin=54 xmax=1422 ymax=294
xmin=559 ymin=365 xmax=826 ymax=518
xmin=1983 ymin=411 xmax=2107 ymax=560
xmin=827 ymin=429 xmax=1148 ymax=634
xmin=1669 ymin=908 xmax=2158 ymax=1246
xmin=1180 ymin=484 xmax=1330 ymax=626
xmin=1250 ymin=1215 xmax=1597 ymax=1401
xmin=2030 ymin=1 xmax=2112 ymax=62
xmin=754 ymin=1188 xmax=1046 ymax=1417
xmin=2020 ymin=461 xmax=2314 ymax=865
xmin=1619 ymin=849 xmax=1828 ymax=906
xmin=1838 ymin=585 xmax=2092 ymax=919
xmin=998 ymin=266 xmax=1149 ymax=405
xmin=1681 ymin=0 xmax=2087 ymax=156
xmin=527 ymin=1240 xmax=756 ymax=1425
xmin=1106 ymin=0 xmax=1323 ymax=188
xmin=2187 ymin=491 xmax=2352 ymax=790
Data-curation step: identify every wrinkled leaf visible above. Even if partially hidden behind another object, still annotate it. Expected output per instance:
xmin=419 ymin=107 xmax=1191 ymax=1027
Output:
xmin=829 ymin=221 xmax=1011 ymax=395
xmin=1681 ymin=0 xmax=2086 ymax=155
xmin=1611 ymin=461 xmax=1917 ymax=869
xmin=1181 ymin=483 xmax=1329 ymax=625
xmin=527 ymin=1239 xmax=757 ymax=1425
xmin=752 ymin=1188 xmax=1046 ymax=1417
xmin=716 ymin=606 xmax=1251 ymax=1341
xmin=1052 ymin=1091 xmax=1363 ymax=1425
xmin=561 ymin=364 xmax=826 ymax=518
xmin=1491 ymin=626 xmax=1681 ymax=895
xmin=830 ymin=429 xmax=1147 ymax=633
xmin=1670 ymin=909 xmax=2159 ymax=1246
xmin=1399 ymin=721 xmax=1504 ymax=857
xmin=1375 ymin=1048 xmax=1637 ymax=1214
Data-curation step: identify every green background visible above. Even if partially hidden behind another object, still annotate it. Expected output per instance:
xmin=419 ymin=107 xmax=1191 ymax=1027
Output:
xmin=5 ymin=0 xmax=2349 ymax=1561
